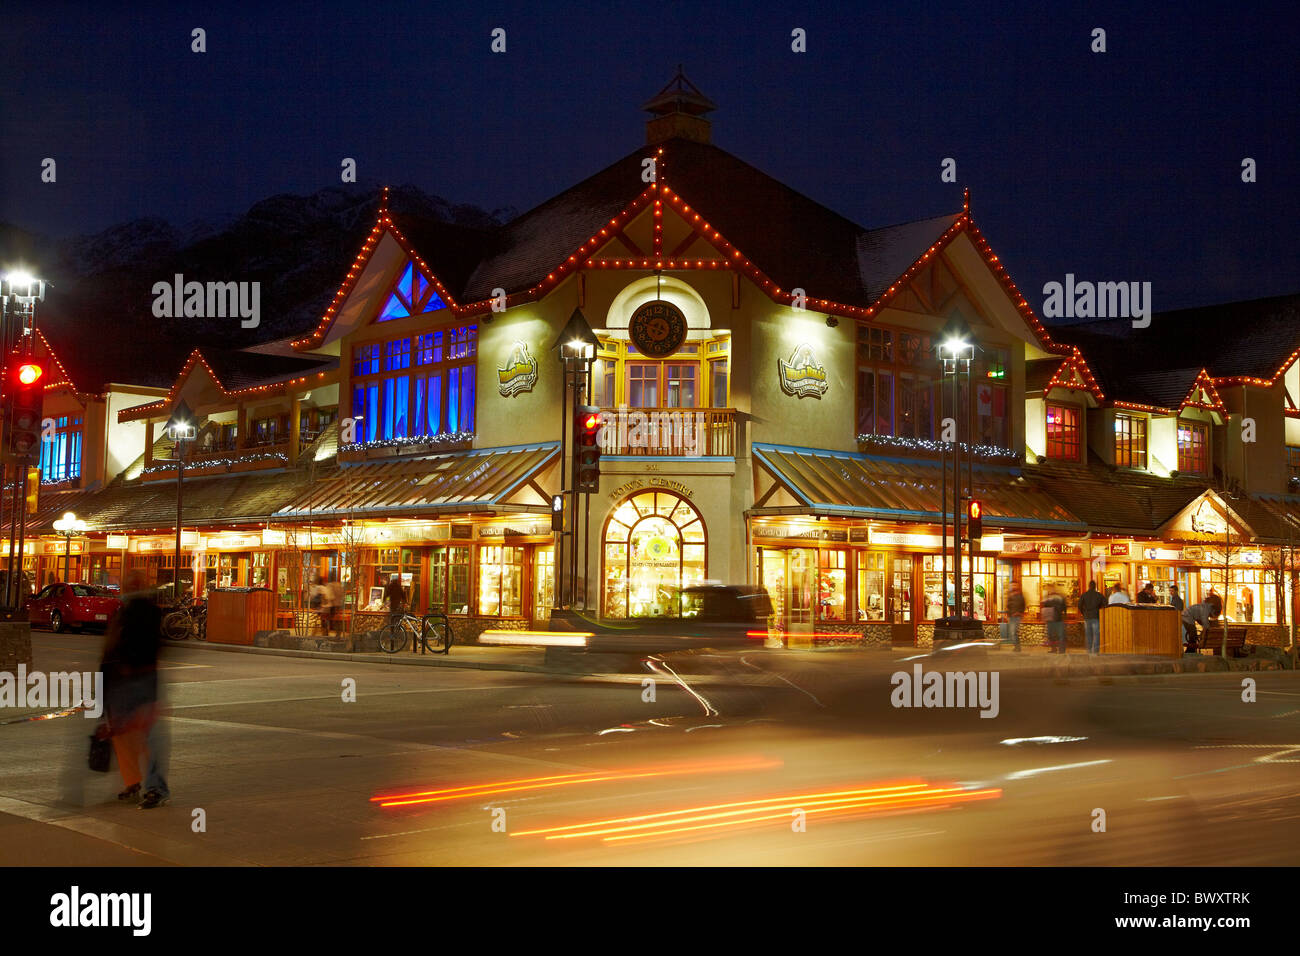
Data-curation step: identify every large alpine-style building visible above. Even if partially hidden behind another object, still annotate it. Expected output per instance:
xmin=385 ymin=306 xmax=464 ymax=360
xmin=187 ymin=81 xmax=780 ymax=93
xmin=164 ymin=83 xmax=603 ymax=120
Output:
xmin=9 ymin=73 xmax=1300 ymax=649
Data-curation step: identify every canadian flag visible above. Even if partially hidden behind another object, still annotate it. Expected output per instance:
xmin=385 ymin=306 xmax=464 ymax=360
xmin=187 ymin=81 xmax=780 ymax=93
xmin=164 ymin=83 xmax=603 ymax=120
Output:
xmin=978 ymin=384 xmax=993 ymax=415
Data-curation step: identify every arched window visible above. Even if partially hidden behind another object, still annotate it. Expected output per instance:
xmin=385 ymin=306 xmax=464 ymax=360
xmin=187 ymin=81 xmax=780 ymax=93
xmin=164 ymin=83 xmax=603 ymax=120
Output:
xmin=602 ymin=490 xmax=706 ymax=618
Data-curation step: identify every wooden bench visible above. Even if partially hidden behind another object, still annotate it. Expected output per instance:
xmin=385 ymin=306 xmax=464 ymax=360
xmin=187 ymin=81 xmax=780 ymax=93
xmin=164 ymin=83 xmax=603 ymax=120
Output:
xmin=1197 ymin=624 xmax=1247 ymax=657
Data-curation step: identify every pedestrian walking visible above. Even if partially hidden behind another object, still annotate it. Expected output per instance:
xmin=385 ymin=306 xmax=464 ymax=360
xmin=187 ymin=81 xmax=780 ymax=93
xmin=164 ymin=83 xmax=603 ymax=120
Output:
xmin=1241 ymin=587 xmax=1254 ymax=622
xmin=309 ymin=572 xmax=331 ymax=634
xmin=326 ymin=572 xmax=345 ymax=637
xmin=100 ymin=570 xmax=169 ymax=809
xmin=384 ymin=574 xmax=406 ymax=625
xmin=1042 ymin=588 xmax=1067 ymax=653
xmin=1078 ymin=580 xmax=1105 ymax=654
xmin=1005 ymin=582 xmax=1025 ymax=652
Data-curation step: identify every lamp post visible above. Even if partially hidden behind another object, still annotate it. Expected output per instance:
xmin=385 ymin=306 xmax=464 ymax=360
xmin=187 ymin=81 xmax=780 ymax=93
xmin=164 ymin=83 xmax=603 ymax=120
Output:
xmin=939 ymin=323 xmax=975 ymax=634
xmin=2 ymin=271 xmax=46 ymax=610
xmin=551 ymin=309 xmax=600 ymax=611
xmin=165 ymin=400 xmax=196 ymax=605
xmin=52 ymin=512 xmax=87 ymax=583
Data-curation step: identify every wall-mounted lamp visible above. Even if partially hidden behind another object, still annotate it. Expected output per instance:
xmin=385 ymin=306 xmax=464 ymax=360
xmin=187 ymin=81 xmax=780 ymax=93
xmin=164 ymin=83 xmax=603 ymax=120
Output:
xmin=825 ymin=315 xmax=839 ymax=328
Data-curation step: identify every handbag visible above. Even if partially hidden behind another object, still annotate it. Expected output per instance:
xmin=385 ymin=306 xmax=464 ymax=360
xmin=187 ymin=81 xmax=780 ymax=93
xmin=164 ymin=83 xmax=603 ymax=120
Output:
xmin=88 ymin=724 xmax=112 ymax=773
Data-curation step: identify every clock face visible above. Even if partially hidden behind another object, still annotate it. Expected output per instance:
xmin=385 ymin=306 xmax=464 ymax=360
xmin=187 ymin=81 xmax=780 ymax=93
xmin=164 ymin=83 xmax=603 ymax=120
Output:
xmin=629 ymin=300 xmax=687 ymax=357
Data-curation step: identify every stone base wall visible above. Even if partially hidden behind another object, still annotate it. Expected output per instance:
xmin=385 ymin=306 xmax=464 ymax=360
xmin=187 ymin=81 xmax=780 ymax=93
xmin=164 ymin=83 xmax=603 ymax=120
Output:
xmin=915 ymin=621 xmax=1083 ymax=649
xmin=769 ymin=623 xmax=892 ymax=647
xmin=1241 ymin=625 xmax=1291 ymax=647
xmin=0 ymin=621 xmax=32 ymax=674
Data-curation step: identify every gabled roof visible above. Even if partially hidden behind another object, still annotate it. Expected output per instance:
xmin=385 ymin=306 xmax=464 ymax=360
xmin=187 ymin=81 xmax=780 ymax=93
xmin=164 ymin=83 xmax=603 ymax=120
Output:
xmin=1024 ymin=350 xmax=1105 ymax=400
xmin=118 ymin=347 xmax=333 ymax=422
xmin=1050 ymin=292 xmax=1300 ymax=393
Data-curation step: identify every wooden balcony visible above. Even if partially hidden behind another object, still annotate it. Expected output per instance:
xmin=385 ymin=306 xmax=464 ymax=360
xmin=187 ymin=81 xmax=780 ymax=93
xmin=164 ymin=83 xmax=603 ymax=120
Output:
xmin=599 ymin=407 xmax=735 ymax=457
xmin=142 ymin=440 xmax=301 ymax=481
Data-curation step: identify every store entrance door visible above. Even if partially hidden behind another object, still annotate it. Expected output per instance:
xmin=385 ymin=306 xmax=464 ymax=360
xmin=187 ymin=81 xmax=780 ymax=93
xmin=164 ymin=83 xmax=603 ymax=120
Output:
xmin=890 ymin=556 xmax=914 ymax=645
xmin=785 ymin=548 xmax=815 ymax=643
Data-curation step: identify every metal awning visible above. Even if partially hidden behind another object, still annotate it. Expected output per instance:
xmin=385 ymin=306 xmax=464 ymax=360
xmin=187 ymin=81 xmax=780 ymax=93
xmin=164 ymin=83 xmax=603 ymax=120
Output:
xmin=750 ymin=443 xmax=1085 ymax=531
xmin=274 ymin=442 xmax=560 ymax=520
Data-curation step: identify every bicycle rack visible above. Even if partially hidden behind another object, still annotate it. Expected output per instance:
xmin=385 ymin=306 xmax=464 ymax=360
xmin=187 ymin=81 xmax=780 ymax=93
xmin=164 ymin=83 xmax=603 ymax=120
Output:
xmin=420 ymin=612 xmax=452 ymax=655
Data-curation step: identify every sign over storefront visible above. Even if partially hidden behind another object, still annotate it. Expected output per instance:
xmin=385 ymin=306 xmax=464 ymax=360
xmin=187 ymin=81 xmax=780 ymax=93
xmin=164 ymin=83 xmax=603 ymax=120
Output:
xmin=1004 ymin=540 xmax=1085 ymax=556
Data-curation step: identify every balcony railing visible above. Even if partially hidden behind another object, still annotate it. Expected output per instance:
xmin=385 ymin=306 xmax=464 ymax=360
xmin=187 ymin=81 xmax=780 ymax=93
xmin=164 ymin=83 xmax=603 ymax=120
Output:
xmin=599 ymin=407 xmax=735 ymax=457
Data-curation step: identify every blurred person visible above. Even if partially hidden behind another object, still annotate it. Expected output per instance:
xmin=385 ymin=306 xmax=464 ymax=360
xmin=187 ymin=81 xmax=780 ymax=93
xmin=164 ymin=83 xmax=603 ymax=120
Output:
xmin=384 ymin=574 xmax=406 ymax=624
xmin=1182 ymin=600 xmax=1212 ymax=653
xmin=1078 ymin=580 xmax=1105 ymax=654
xmin=1005 ymin=582 xmax=1025 ymax=652
xmin=1205 ymin=588 xmax=1223 ymax=619
xmin=309 ymin=572 xmax=330 ymax=634
xmin=1042 ymin=588 xmax=1067 ymax=654
xmin=1136 ymin=582 xmax=1158 ymax=604
xmin=1241 ymin=586 xmax=1254 ymax=622
xmin=1169 ymin=583 xmax=1185 ymax=614
xmin=1108 ymin=582 xmax=1131 ymax=605
xmin=326 ymin=572 xmax=345 ymax=637
xmin=100 ymin=570 xmax=169 ymax=809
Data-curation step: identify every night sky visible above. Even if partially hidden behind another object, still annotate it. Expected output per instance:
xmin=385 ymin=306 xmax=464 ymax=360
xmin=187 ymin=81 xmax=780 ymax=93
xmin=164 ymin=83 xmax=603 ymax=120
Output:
xmin=2 ymin=0 xmax=1298 ymax=313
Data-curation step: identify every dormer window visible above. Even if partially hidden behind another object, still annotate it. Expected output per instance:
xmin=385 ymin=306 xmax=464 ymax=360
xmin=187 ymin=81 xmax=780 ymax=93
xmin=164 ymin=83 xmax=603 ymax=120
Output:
xmin=1114 ymin=413 xmax=1147 ymax=469
xmin=1045 ymin=403 xmax=1081 ymax=461
xmin=1177 ymin=420 xmax=1209 ymax=474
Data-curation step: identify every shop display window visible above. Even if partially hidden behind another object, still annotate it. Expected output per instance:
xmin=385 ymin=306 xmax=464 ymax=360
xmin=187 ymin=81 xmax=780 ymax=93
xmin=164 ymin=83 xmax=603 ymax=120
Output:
xmin=921 ymin=554 xmax=996 ymax=620
xmin=478 ymin=545 xmax=525 ymax=617
xmin=603 ymin=491 xmax=706 ymax=619
xmin=857 ymin=552 xmax=887 ymax=621
xmin=1133 ymin=564 xmax=1189 ymax=606
xmin=1020 ymin=559 xmax=1082 ymax=618
xmin=817 ymin=550 xmax=847 ymax=621
xmin=1202 ymin=567 xmax=1277 ymax=623
xmin=430 ymin=546 xmax=470 ymax=615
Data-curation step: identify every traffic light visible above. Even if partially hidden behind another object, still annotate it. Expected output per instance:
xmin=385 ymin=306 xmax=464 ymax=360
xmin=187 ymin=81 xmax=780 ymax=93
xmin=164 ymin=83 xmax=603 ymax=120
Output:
xmin=4 ymin=357 xmax=44 ymax=461
xmin=967 ymin=499 xmax=983 ymax=540
xmin=25 ymin=466 xmax=39 ymax=515
xmin=574 ymin=404 xmax=601 ymax=493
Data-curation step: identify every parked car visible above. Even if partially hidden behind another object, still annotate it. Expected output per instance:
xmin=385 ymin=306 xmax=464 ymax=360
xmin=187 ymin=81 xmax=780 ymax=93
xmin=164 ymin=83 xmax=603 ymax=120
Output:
xmin=25 ymin=583 xmax=122 ymax=633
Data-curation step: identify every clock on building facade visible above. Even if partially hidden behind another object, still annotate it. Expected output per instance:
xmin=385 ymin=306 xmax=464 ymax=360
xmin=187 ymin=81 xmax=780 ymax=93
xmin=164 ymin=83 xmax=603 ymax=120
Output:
xmin=628 ymin=300 xmax=687 ymax=357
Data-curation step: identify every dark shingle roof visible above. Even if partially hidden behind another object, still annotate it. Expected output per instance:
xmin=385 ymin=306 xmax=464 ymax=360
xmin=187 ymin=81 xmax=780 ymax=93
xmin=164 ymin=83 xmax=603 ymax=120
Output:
xmin=1050 ymin=293 xmax=1300 ymax=393
xmin=463 ymin=138 xmax=960 ymax=306
xmin=1024 ymin=453 xmax=1208 ymax=534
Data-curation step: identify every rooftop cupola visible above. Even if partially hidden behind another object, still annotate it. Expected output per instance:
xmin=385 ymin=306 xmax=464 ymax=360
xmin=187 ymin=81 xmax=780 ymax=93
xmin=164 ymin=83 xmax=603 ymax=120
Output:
xmin=642 ymin=66 xmax=716 ymax=145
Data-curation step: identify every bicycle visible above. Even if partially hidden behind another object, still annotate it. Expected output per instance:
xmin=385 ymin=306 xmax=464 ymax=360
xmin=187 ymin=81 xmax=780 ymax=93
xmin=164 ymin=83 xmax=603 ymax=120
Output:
xmin=377 ymin=613 xmax=451 ymax=654
xmin=162 ymin=598 xmax=207 ymax=641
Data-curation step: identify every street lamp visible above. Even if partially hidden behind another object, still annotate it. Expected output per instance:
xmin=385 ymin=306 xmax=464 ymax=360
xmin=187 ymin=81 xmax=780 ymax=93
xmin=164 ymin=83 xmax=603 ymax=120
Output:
xmin=2 ymin=270 xmax=47 ymax=610
xmin=551 ymin=309 xmax=600 ymax=610
xmin=165 ymin=400 xmax=196 ymax=605
xmin=938 ymin=319 xmax=975 ymax=637
xmin=52 ymin=512 xmax=87 ymax=583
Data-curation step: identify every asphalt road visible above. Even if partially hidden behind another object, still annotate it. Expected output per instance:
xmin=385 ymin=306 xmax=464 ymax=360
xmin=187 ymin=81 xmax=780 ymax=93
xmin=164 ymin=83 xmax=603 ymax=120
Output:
xmin=2 ymin=633 xmax=1298 ymax=866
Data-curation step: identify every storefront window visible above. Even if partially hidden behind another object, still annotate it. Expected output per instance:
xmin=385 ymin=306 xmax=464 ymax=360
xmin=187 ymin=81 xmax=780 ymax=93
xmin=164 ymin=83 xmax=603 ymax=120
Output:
xmin=603 ymin=490 xmax=706 ymax=618
xmin=430 ymin=546 xmax=470 ymax=615
xmin=1020 ymin=559 xmax=1083 ymax=619
xmin=920 ymin=554 xmax=998 ymax=620
xmin=533 ymin=547 xmax=555 ymax=619
xmin=817 ymin=550 xmax=848 ymax=621
xmin=1202 ymin=567 xmax=1277 ymax=623
xmin=857 ymin=552 xmax=887 ymax=621
xmin=478 ymin=546 xmax=524 ymax=617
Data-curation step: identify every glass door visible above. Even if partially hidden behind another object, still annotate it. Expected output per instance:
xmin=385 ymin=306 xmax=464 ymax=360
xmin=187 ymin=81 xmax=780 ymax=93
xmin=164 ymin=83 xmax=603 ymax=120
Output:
xmin=890 ymin=555 xmax=913 ymax=644
xmin=532 ymin=546 xmax=555 ymax=627
xmin=786 ymin=548 xmax=815 ymax=636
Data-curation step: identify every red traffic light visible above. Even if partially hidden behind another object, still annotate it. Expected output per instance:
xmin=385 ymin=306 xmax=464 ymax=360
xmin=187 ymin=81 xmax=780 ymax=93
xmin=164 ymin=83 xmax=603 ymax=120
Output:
xmin=581 ymin=413 xmax=599 ymax=432
xmin=16 ymin=363 xmax=43 ymax=386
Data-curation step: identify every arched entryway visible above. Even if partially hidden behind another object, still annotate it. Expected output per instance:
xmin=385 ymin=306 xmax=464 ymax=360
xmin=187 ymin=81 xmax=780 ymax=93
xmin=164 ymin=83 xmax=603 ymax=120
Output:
xmin=602 ymin=489 xmax=706 ymax=618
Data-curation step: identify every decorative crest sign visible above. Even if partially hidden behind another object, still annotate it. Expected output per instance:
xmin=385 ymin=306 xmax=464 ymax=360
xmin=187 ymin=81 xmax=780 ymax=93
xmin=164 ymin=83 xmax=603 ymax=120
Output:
xmin=778 ymin=344 xmax=828 ymax=398
xmin=497 ymin=341 xmax=538 ymax=396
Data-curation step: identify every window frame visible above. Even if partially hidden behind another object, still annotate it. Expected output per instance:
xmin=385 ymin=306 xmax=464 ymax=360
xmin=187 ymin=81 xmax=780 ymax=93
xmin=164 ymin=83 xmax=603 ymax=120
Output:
xmin=1045 ymin=402 xmax=1083 ymax=462
xmin=1113 ymin=412 xmax=1148 ymax=470
xmin=1177 ymin=419 xmax=1209 ymax=475
xmin=351 ymin=324 xmax=477 ymax=442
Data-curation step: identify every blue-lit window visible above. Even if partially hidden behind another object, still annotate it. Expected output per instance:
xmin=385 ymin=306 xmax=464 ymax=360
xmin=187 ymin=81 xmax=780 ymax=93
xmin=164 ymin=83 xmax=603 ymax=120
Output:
xmin=40 ymin=415 xmax=83 ymax=483
xmin=350 ymin=325 xmax=476 ymax=443
xmin=375 ymin=261 xmax=448 ymax=323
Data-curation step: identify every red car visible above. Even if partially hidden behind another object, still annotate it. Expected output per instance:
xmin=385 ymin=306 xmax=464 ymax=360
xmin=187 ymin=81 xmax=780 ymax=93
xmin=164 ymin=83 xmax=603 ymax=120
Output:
xmin=26 ymin=583 xmax=122 ymax=633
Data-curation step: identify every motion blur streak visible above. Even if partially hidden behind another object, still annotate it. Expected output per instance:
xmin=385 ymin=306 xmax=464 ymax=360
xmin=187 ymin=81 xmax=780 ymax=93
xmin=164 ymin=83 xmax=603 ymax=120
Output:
xmin=371 ymin=755 xmax=783 ymax=807
xmin=478 ymin=630 xmax=592 ymax=647
xmin=604 ymin=786 xmax=1004 ymax=843
xmin=513 ymin=781 xmax=1000 ymax=841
